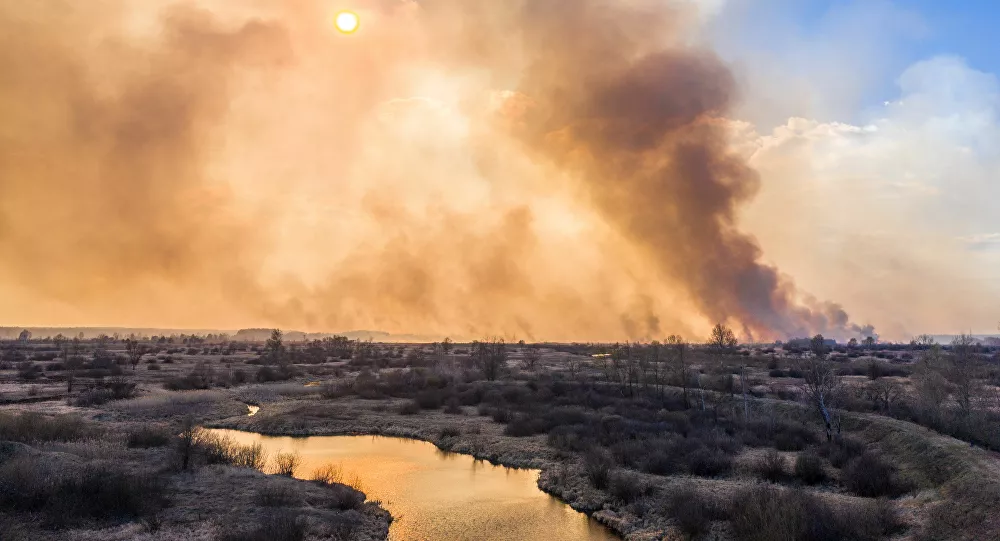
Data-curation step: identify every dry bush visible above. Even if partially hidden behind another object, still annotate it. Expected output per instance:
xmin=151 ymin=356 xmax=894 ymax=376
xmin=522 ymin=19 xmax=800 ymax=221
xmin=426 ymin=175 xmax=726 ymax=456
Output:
xmin=584 ymin=449 xmax=615 ymax=490
xmin=254 ymin=484 xmax=300 ymax=507
xmin=794 ymin=451 xmax=826 ymax=485
xmin=755 ymin=449 xmax=786 ymax=482
xmin=0 ymin=412 xmax=90 ymax=443
xmin=608 ymin=471 xmax=652 ymax=503
xmin=843 ymin=452 xmax=914 ymax=498
xmin=311 ymin=463 xmax=344 ymax=485
xmin=0 ymin=457 xmax=165 ymax=528
xmin=218 ymin=509 xmax=306 ymax=541
xmin=127 ymin=426 xmax=172 ymax=448
xmin=728 ymin=484 xmax=900 ymax=541
xmin=663 ymin=484 xmax=724 ymax=539
xmin=193 ymin=430 xmax=268 ymax=471
xmin=273 ymin=451 xmax=300 ymax=477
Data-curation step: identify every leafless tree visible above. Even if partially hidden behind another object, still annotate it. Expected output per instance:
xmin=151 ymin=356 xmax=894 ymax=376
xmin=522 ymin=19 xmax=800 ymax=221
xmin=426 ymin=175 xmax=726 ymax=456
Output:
xmin=667 ymin=335 xmax=690 ymax=408
xmin=523 ymin=344 xmax=541 ymax=371
xmin=800 ymin=358 xmax=842 ymax=441
xmin=865 ymin=378 xmax=901 ymax=411
xmin=949 ymin=333 xmax=981 ymax=416
xmin=441 ymin=337 xmax=453 ymax=354
xmin=473 ymin=337 xmax=508 ymax=381
xmin=709 ymin=324 xmax=738 ymax=352
xmin=124 ymin=338 xmax=145 ymax=371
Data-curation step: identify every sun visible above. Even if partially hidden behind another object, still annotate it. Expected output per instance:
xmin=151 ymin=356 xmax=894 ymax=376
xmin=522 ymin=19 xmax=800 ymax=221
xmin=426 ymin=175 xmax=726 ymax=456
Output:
xmin=335 ymin=11 xmax=360 ymax=34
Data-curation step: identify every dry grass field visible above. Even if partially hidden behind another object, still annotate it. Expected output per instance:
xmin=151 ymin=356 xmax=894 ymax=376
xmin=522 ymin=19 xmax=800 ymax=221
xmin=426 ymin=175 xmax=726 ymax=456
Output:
xmin=1 ymin=330 xmax=999 ymax=540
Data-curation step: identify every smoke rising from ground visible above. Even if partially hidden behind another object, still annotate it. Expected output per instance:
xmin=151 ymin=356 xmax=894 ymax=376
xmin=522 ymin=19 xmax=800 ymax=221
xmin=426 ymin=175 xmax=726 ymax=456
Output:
xmin=0 ymin=0 xmax=872 ymax=341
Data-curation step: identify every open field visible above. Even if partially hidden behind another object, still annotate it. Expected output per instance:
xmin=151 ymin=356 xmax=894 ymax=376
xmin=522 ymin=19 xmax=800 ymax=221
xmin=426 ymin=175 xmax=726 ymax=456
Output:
xmin=2 ymin=331 xmax=1000 ymax=540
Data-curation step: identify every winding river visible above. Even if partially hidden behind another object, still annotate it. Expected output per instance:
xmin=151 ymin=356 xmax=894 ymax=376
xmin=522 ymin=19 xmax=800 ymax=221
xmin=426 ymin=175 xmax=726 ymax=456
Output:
xmin=204 ymin=428 xmax=616 ymax=541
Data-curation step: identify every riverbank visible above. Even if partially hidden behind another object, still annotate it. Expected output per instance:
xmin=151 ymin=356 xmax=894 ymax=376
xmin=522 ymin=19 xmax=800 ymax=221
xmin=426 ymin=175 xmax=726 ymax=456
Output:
xmin=206 ymin=396 xmax=721 ymax=539
xmin=0 ymin=399 xmax=393 ymax=541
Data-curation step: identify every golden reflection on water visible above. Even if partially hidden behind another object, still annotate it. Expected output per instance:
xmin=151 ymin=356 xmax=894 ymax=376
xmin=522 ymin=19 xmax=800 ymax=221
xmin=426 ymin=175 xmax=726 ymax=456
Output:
xmin=205 ymin=429 xmax=617 ymax=541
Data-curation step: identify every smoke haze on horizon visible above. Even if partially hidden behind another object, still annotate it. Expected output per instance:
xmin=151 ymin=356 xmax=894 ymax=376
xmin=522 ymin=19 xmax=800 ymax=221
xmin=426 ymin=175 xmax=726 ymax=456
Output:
xmin=1 ymin=1 xmax=995 ymax=342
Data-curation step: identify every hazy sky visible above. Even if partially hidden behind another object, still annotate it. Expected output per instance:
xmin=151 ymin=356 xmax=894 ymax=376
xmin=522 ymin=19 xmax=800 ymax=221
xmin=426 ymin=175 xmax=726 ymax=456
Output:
xmin=0 ymin=0 xmax=996 ymax=341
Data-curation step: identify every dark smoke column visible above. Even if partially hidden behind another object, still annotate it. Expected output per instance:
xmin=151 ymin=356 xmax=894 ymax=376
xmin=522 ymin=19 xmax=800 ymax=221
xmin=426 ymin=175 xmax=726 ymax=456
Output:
xmin=506 ymin=0 xmax=863 ymax=341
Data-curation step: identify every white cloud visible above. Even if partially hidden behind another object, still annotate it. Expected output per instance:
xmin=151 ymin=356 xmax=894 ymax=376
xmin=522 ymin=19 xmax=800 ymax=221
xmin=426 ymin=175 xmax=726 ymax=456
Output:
xmin=735 ymin=56 xmax=1000 ymax=336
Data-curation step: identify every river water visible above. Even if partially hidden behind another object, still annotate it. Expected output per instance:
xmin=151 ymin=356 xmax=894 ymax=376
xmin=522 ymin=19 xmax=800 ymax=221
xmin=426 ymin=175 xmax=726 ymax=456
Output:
xmin=204 ymin=429 xmax=617 ymax=541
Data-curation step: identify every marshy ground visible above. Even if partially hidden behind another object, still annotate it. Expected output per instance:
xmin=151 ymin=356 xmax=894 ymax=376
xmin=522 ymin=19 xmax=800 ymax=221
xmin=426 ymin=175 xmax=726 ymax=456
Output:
xmin=1 ymin=333 xmax=999 ymax=540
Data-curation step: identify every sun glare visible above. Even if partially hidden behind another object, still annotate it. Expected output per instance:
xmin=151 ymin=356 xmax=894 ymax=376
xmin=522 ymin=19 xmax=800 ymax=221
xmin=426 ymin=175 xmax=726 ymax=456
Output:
xmin=335 ymin=11 xmax=360 ymax=34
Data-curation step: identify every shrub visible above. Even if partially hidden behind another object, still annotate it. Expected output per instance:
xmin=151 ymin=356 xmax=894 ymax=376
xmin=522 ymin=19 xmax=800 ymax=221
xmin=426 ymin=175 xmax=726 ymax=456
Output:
xmin=444 ymin=397 xmax=463 ymax=414
xmin=439 ymin=426 xmax=461 ymax=439
xmin=664 ymin=485 xmax=723 ymax=539
xmin=147 ymin=363 xmax=161 ymax=371
xmin=843 ymin=453 xmax=913 ymax=498
xmin=794 ymin=452 xmax=826 ymax=485
xmin=311 ymin=464 xmax=343 ymax=484
xmin=219 ymin=510 xmax=306 ymax=541
xmin=324 ymin=483 xmax=366 ymax=510
xmin=397 ymin=400 xmax=420 ymax=415
xmin=194 ymin=431 xmax=268 ymax=471
xmin=608 ymin=471 xmax=651 ymax=503
xmin=584 ymin=450 xmax=614 ymax=490
xmin=414 ymin=389 xmax=445 ymax=409
xmin=503 ymin=415 xmax=546 ymax=437
xmin=729 ymin=485 xmax=841 ymax=541
xmin=821 ymin=436 xmax=866 ymax=468
xmin=755 ymin=449 xmax=786 ymax=482
xmin=273 ymin=451 xmax=300 ymax=477
xmin=686 ymin=448 xmax=732 ymax=477
xmin=0 ymin=458 xmax=166 ymax=528
xmin=0 ymin=412 xmax=89 ymax=443
xmin=255 ymin=484 xmax=299 ymax=507
xmin=127 ymin=426 xmax=172 ymax=448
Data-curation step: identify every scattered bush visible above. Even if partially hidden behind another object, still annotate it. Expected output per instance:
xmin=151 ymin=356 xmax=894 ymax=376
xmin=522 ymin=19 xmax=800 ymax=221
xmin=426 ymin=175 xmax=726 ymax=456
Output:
xmin=584 ymin=450 xmax=614 ymax=490
xmin=444 ymin=397 xmax=463 ymax=414
xmin=686 ymin=447 xmax=733 ymax=477
xmin=194 ymin=431 xmax=268 ymax=470
xmin=397 ymin=400 xmax=420 ymax=415
xmin=794 ymin=452 xmax=826 ymax=485
xmin=729 ymin=484 xmax=899 ymax=541
xmin=0 ymin=458 xmax=165 ymax=528
xmin=608 ymin=471 xmax=651 ymax=503
xmin=273 ymin=451 xmax=300 ymax=477
xmin=127 ymin=426 xmax=172 ymax=448
xmin=218 ymin=510 xmax=306 ymax=541
xmin=0 ymin=412 xmax=89 ymax=443
xmin=439 ymin=426 xmax=461 ymax=439
xmin=820 ymin=436 xmax=866 ymax=469
xmin=663 ymin=485 xmax=723 ymax=539
xmin=755 ymin=449 xmax=786 ymax=482
xmin=843 ymin=453 xmax=913 ymax=498
xmin=255 ymin=484 xmax=299 ymax=507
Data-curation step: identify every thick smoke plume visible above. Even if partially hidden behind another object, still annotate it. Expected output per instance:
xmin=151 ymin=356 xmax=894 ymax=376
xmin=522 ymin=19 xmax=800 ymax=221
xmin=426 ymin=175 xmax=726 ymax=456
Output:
xmin=0 ymin=0 xmax=872 ymax=341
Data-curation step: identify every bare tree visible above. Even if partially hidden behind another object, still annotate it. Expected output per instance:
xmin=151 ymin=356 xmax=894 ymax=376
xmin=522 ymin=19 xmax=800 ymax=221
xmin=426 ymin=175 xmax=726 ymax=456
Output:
xmin=473 ymin=337 xmax=508 ymax=381
xmin=862 ymin=336 xmax=876 ymax=349
xmin=125 ymin=338 xmax=145 ymax=371
xmin=800 ymin=357 xmax=841 ymax=442
xmin=666 ymin=335 xmax=690 ymax=408
xmin=949 ymin=333 xmax=980 ymax=416
xmin=523 ymin=344 xmax=541 ymax=371
xmin=865 ymin=378 xmax=901 ymax=411
xmin=441 ymin=337 xmax=453 ymax=354
xmin=709 ymin=324 xmax=738 ymax=352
